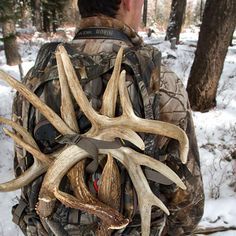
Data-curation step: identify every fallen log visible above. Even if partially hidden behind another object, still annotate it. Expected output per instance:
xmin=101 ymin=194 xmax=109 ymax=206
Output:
xmin=194 ymin=226 xmax=236 ymax=235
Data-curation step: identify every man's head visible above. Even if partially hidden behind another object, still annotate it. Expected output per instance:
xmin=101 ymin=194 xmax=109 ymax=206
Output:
xmin=78 ymin=0 xmax=144 ymax=31
xmin=78 ymin=0 xmax=122 ymax=19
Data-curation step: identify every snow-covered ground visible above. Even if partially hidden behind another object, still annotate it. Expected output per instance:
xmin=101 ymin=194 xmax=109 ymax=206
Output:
xmin=0 ymin=28 xmax=235 ymax=235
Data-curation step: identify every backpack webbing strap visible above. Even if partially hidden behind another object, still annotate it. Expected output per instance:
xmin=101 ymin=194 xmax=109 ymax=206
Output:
xmin=45 ymin=218 xmax=69 ymax=236
xmin=56 ymin=135 xmax=122 ymax=174
xmin=144 ymin=169 xmax=173 ymax=185
xmin=122 ymin=47 xmax=160 ymax=157
xmin=12 ymin=198 xmax=28 ymax=225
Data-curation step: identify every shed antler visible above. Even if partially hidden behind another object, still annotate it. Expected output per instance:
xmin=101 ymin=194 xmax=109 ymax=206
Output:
xmin=0 ymin=45 xmax=188 ymax=235
xmin=0 ymin=49 xmax=129 ymax=229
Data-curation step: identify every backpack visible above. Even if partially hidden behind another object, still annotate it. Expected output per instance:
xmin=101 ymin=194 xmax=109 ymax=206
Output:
xmin=11 ymin=40 xmax=163 ymax=235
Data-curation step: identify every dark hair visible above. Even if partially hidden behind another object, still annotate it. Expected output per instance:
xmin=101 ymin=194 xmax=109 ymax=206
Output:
xmin=78 ymin=0 xmax=122 ymax=18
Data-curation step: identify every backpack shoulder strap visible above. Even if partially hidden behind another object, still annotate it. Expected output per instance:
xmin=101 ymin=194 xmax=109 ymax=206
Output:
xmin=121 ymin=45 xmax=162 ymax=156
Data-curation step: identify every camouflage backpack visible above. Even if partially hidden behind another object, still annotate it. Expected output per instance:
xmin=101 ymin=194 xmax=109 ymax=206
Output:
xmin=7 ymin=40 xmax=174 ymax=236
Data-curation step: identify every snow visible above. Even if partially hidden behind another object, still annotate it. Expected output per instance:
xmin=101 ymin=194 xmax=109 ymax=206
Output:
xmin=0 ymin=28 xmax=236 ymax=235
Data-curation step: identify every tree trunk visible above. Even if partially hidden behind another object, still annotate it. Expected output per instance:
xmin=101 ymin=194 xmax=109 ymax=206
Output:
xmin=142 ymin=0 xmax=148 ymax=27
xmin=165 ymin=0 xmax=187 ymax=43
xmin=20 ymin=0 xmax=31 ymax=28
xmin=52 ymin=9 xmax=57 ymax=33
xmin=33 ymin=0 xmax=42 ymax=31
xmin=2 ymin=18 xmax=21 ymax=66
xmin=186 ymin=0 xmax=236 ymax=112
xmin=43 ymin=10 xmax=51 ymax=32
xmin=229 ymin=30 xmax=234 ymax=46
xmin=200 ymin=0 xmax=204 ymax=22
xmin=62 ymin=0 xmax=79 ymax=26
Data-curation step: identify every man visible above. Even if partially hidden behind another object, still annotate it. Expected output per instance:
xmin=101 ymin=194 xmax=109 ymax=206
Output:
xmin=11 ymin=0 xmax=204 ymax=235
xmin=73 ymin=0 xmax=204 ymax=235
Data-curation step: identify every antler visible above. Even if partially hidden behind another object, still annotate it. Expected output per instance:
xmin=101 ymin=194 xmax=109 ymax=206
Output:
xmin=53 ymin=46 xmax=188 ymax=235
xmin=0 ymin=45 xmax=189 ymax=235
xmin=60 ymin=51 xmax=188 ymax=163
xmin=0 ymin=51 xmax=129 ymax=229
xmin=0 ymin=117 xmax=49 ymax=191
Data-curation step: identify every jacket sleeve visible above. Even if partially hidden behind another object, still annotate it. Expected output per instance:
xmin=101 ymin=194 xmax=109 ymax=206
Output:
xmin=156 ymin=65 xmax=205 ymax=235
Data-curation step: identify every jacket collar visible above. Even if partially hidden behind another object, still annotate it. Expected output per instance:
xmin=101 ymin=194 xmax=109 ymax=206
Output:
xmin=77 ymin=15 xmax=143 ymax=46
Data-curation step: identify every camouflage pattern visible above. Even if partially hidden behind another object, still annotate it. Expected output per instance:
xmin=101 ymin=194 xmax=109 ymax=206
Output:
xmin=72 ymin=16 xmax=205 ymax=235
xmin=12 ymin=16 xmax=204 ymax=235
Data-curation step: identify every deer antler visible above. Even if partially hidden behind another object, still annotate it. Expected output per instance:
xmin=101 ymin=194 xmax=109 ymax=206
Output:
xmin=60 ymin=51 xmax=188 ymax=163
xmin=0 ymin=47 xmax=130 ymax=229
xmin=0 ymin=45 xmax=189 ymax=235
xmin=54 ymin=46 xmax=188 ymax=235
xmin=0 ymin=117 xmax=49 ymax=191
xmin=0 ymin=50 xmax=129 ymax=229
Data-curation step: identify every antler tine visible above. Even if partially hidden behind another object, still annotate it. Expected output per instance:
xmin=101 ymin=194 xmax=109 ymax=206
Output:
xmin=57 ymin=46 xmax=99 ymax=126
xmin=135 ymin=119 xmax=188 ymax=164
xmin=100 ymin=47 xmax=123 ymax=117
xmin=98 ymin=153 xmax=121 ymax=210
xmin=0 ymin=116 xmax=38 ymax=149
xmin=101 ymin=146 xmax=186 ymax=197
xmin=118 ymin=70 xmax=136 ymax=118
xmin=100 ymin=48 xmax=144 ymax=149
xmin=56 ymin=45 xmax=79 ymax=133
xmin=0 ymin=118 xmax=51 ymax=191
xmin=0 ymin=159 xmax=46 ymax=192
xmin=0 ymin=128 xmax=48 ymax=191
xmin=98 ymin=127 xmax=145 ymax=150
xmin=139 ymin=196 xmax=166 ymax=236
xmin=3 ymin=128 xmax=52 ymax=166
xmin=0 ymin=70 xmax=74 ymax=135
xmin=132 ymin=164 xmax=169 ymax=236
xmin=96 ymin=153 xmax=121 ymax=235
xmin=127 ymin=149 xmax=186 ymax=190
xmin=118 ymin=70 xmax=189 ymax=164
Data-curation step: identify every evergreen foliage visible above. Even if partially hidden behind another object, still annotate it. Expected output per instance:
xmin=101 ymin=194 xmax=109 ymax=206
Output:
xmin=0 ymin=0 xmax=77 ymax=32
xmin=0 ymin=0 xmax=17 ymax=22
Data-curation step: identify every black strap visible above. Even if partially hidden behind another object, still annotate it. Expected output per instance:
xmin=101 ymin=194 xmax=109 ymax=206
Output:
xmin=45 ymin=218 xmax=69 ymax=236
xmin=12 ymin=198 xmax=28 ymax=225
xmin=144 ymin=168 xmax=173 ymax=185
xmin=74 ymin=27 xmax=132 ymax=44
xmin=56 ymin=135 xmax=122 ymax=174
xmin=122 ymin=49 xmax=156 ymax=157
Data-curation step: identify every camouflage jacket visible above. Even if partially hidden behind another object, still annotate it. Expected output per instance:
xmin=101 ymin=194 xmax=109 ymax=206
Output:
xmin=12 ymin=16 xmax=204 ymax=236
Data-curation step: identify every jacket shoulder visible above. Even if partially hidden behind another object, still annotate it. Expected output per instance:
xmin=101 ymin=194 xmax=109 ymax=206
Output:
xmin=159 ymin=64 xmax=189 ymax=129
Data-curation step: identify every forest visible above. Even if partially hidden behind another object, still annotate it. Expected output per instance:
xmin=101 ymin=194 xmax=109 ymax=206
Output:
xmin=0 ymin=0 xmax=236 ymax=235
